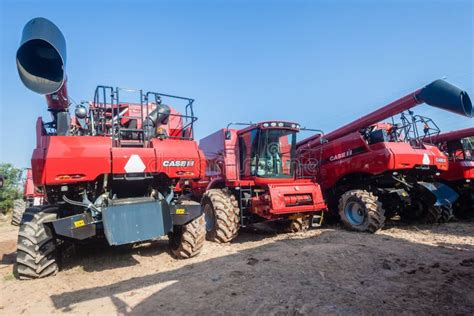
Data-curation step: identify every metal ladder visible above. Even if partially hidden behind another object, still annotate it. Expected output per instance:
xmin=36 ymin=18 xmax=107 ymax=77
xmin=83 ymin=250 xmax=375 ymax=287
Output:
xmin=238 ymin=186 xmax=253 ymax=227
xmin=112 ymin=88 xmax=146 ymax=148
xmin=311 ymin=211 xmax=324 ymax=227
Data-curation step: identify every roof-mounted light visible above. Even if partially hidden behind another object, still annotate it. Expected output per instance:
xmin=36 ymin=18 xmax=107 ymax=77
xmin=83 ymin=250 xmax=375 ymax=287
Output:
xmin=270 ymin=122 xmax=277 ymax=127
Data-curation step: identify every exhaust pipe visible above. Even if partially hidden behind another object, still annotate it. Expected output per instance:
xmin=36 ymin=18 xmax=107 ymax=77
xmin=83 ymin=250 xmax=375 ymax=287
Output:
xmin=16 ymin=17 xmax=69 ymax=110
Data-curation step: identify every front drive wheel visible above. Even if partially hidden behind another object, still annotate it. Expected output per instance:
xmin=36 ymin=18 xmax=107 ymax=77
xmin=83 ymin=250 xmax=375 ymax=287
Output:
xmin=16 ymin=206 xmax=59 ymax=280
xmin=338 ymin=190 xmax=385 ymax=233
xmin=201 ymin=189 xmax=240 ymax=243
xmin=168 ymin=214 xmax=206 ymax=259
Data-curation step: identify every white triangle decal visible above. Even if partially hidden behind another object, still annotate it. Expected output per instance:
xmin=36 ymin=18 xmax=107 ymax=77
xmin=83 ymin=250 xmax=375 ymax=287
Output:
xmin=422 ymin=153 xmax=430 ymax=165
xmin=124 ymin=155 xmax=146 ymax=173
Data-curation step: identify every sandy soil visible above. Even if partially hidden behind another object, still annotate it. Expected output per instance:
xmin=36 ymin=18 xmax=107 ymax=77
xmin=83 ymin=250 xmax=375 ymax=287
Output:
xmin=0 ymin=219 xmax=473 ymax=315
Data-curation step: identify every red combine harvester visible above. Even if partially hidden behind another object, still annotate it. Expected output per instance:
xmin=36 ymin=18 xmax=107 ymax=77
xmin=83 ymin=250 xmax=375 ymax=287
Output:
xmin=297 ymin=80 xmax=472 ymax=232
xmin=194 ymin=122 xmax=327 ymax=242
xmin=15 ymin=18 xmax=206 ymax=279
xmin=428 ymin=127 xmax=474 ymax=217
xmin=11 ymin=168 xmax=44 ymax=226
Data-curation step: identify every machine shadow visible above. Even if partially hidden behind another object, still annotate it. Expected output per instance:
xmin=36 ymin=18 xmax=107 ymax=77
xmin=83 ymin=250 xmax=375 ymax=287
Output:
xmin=59 ymin=218 xmax=474 ymax=274
xmin=50 ymin=226 xmax=474 ymax=315
xmin=60 ymin=228 xmax=283 ymax=273
xmin=60 ymin=239 xmax=170 ymax=273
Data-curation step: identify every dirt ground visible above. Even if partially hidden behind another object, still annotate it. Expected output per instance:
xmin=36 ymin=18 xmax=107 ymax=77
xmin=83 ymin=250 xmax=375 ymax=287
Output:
xmin=0 ymin=219 xmax=473 ymax=315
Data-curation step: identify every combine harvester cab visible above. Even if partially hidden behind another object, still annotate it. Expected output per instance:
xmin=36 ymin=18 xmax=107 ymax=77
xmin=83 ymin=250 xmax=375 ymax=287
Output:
xmin=15 ymin=18 xmax=206 ymax=279
xmin=195 ymin=121 xmax=327 ymax=243
xmin=428 ymin=127 xmax=474 ymax=218
xmin=297 ymin=80 xmax=472 ymax=232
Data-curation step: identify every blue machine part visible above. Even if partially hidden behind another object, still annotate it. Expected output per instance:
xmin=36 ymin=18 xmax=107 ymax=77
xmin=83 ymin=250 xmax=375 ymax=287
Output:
xmin=417 ymin=182 xmax=459 ymax=206
xmin=103 ymin=197 xmax=173 ymax=246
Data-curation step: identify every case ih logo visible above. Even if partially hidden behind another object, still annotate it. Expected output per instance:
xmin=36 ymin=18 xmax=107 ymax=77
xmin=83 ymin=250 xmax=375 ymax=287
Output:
xmin=329 ymin=150 xmax=353 ymax=162
xmin=163 ymin=160 xmax=195 ymax=167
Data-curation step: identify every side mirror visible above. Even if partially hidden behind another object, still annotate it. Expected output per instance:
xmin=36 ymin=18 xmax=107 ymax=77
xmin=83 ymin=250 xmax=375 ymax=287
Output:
xmin=225 ymin=129 xmax=231 ymax=140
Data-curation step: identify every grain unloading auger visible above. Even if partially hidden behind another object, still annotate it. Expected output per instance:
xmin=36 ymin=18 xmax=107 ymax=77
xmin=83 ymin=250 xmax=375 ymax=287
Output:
xmin=15 ymin=18 xmax=206 ymax=279
xmin=297 ymin=80 xmax=472 ymax=232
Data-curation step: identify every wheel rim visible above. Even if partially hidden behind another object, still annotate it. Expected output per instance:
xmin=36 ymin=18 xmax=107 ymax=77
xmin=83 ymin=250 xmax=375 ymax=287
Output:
xmin=344 ymin=201 xmax=366 ymax=226
xmin=203 ymin=203 xmax=215 ymax=232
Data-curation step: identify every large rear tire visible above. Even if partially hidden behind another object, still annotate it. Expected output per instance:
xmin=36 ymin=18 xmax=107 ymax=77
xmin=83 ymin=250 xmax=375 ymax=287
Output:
xmin=423 ymin=204 xmax=453 ymax=224
xmin=338 ymin=190 xmax=385 ymax=233
xmin=201 ymin=189 xmax=240 ymax=243
xmin=11 ymin=199 xmax=26 ymax=226
xmin=438 ymin=204 xmax=454 ymax=223
xmin=16 ymin=206 xmax=59 ymax=280
xmin=168 ymin=214 xmax=206 ymax=259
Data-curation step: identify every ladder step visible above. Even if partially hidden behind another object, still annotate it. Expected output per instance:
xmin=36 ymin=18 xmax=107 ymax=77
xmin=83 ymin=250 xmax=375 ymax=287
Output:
xmin=311 ymin=213 xmax=324 ymax=227
xmin=120 ymin=128 xmax=144 ymax=132
xmin=118 ymin=115 xmax=144 ymax=120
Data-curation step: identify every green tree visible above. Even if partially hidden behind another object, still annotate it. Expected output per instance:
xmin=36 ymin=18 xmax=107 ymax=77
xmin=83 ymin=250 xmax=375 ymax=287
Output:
xmin=0 ymin=163 xmax=23 ymax=214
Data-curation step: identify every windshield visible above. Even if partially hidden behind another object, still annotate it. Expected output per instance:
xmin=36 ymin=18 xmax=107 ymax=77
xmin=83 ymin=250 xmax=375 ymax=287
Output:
xmin=239 ymin=128 xmax=296 ymax=178
xmin=461 ymin=138 xmax=473 ymax=161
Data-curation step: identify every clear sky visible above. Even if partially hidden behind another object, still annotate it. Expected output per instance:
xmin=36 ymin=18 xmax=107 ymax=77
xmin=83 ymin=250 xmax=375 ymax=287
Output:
xmin=0 ymin=0 xmax=472 ymax=168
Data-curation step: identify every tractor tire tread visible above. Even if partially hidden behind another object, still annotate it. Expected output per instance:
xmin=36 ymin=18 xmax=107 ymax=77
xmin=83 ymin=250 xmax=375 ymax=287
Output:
xmin=169 ymin=214 xmax=205 ymax=259
xmin=15 ymin=209 xmax=58 ymax=280
xmin=11 ymin=199 xmax=26 ymax=226
xmin=338 ymin=189 xmax=385 ymax=233
xmin=202 ymin=189 xmax=240 ymax=243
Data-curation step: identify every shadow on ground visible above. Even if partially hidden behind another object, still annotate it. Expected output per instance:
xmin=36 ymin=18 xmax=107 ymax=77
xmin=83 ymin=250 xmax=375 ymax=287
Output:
xmin=50 ymin=221 xmax=474 ymax=315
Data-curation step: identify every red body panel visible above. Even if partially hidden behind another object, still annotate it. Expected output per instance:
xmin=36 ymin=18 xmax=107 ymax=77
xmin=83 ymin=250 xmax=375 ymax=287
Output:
xmin=440 ymin=161 xmax=474 ymax=182
xmin=258 ymin=181 xmax=326 ymax=217
xmin=32 ymin=135 xmax=112 ymax=185
xmin=298 ymin=130 xmax=448 ymax=189
xmin=32 ymin=118 xmax=205 ymax=187
xmin=23 ymin=169 xmax=35 ymax=198
xmin=433 ymin=127 xmax=474 ymax=183
xmin=199 ymin=128 xmax=239 ymax=181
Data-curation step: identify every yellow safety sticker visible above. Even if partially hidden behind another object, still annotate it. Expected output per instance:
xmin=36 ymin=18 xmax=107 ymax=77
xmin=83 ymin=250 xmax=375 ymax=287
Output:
xmin=176 ymin=208 xmax=186 ymax=215
xmin=74 ymin=219 xmax=85 ymax=228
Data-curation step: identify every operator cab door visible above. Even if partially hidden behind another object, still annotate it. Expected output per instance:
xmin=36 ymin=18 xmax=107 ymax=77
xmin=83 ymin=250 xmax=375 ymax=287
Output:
xmin=238 ymin=129 xmax=258 ymax=179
